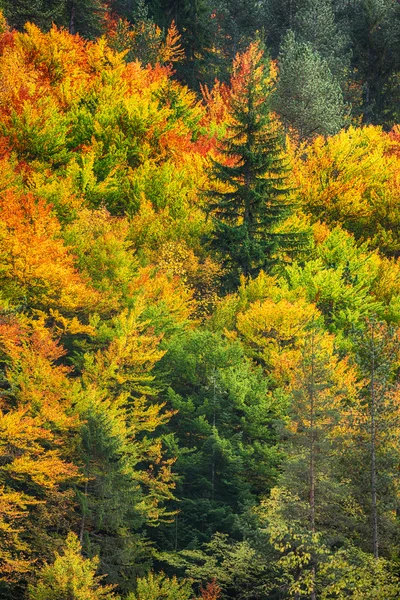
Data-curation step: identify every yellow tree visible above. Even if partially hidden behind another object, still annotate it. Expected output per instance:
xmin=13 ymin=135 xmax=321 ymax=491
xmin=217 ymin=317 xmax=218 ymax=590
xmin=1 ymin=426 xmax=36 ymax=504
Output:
xmin=0 ymin=313 xmax=81 ymax=586
xmin=28 ymin=533 xmax=117 ymax=600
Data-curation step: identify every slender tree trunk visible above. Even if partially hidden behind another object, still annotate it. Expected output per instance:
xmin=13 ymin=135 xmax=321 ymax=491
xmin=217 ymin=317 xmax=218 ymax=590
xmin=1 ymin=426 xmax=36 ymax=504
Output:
xmin=211 ymin=371 xmax=216 ymax=501
xmin=309 ymin=331 xmax=317 ymax=600
xmin=79 ymin=477 xmax=88 ymax=543
xmin=174 ymin=511 xmax=179 ymax=551
xmin=69 ymin=0 xmax=75 ymax=35
xmin=370 ymin=323 xmax=379 ymax=559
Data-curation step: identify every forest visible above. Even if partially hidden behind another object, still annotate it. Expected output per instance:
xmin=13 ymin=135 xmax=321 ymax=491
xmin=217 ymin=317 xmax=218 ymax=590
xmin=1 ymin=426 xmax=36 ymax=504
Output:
xmin=0 ymin=0 xmax=399 ymax=598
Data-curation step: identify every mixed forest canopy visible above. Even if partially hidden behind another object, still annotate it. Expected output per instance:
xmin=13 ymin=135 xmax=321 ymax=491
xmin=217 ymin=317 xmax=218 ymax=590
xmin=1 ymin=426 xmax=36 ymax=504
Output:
xmin=0 ymin=1 xmax=399 ymax=599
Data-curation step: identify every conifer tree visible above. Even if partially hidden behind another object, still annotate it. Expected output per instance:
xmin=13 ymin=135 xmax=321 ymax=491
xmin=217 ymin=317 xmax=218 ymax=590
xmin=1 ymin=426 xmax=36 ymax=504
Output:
xmin=292 ymin=0 xmax=350 ymax=83
xmin=206 ymin=42 xmax=301 ymax=288
xmin=276 ymin=32 xmax=346 ymax=139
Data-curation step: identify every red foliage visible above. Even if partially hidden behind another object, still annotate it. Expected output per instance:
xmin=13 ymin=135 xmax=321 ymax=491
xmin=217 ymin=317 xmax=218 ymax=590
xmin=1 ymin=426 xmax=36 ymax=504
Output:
xmin=199 ymin=580 xmax=222 ymax=600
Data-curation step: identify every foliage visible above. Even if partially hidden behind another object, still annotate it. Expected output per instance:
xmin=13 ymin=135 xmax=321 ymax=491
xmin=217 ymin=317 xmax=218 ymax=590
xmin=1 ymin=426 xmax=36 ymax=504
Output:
xmin=0 ymin=11 xmax=399 ymax=600
xmin=276 ymin=31 xmax=346 ymax=139
xmin=126 ymin=571 xmax=193 ymax=600
xmin=206 ymin=42 xmax=303 ymax=287
xmin=28 ymin=533 xmax=117 ymax=599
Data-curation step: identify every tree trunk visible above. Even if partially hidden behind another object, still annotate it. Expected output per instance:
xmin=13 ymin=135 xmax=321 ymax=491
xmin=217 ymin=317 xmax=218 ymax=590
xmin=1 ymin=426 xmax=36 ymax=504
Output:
xmin=69 ymin=1 xmax=75 ymax=35
xmin=79 ymin=477 xmax=88 ymax=544
xmin=309 ymin=330 xmax=317 ymax=600
xmin=370 ymin=322 xmax=379 ymax=559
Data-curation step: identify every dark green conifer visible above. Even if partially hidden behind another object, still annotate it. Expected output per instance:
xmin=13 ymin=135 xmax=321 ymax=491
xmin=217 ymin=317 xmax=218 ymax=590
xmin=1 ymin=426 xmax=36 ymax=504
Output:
xmin=206 ymin=42 xmax=302 ymax=287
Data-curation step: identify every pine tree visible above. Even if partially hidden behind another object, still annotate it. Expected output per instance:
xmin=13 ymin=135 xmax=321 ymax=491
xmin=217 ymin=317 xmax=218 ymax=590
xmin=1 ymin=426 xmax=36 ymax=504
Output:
xmin=1 ymin=0 xmax=107 ymax=38
xmin=292 ymin=0 xmax=350 ymax=83
xmin=206 ymin=42 xmax=302 ymax=288
xmin=276 ymin=31 xmax=346 ymax=139
xmin=0 ymin=0 xmax=64 ymax=31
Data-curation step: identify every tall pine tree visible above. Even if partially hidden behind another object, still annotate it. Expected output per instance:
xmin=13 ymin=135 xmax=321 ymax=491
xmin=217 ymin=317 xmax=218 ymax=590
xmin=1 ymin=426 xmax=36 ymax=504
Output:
xmin=206 ymin=42 xmax=302 ymax=288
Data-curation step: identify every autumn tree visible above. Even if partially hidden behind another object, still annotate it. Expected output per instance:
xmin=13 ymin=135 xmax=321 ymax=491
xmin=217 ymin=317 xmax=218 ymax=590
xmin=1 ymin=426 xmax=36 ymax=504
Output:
xmin=0 ymin=314 xmax=81 ymax=597
xmin=28 ymin=533 xmax=117 ymax=600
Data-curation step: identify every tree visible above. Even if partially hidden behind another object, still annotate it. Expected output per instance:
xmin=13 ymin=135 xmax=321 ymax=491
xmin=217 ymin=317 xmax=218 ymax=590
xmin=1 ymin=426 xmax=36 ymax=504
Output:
xmin=74 ymin=307 xmax=175 ymax=591
xmin=28 ymin=533 xmax=117 ymax=600
xmin=276 ymin=31 xmax=346 ymax=139
xmin=150 ymin=0 xmax=214 ymax=87
xmin=1 ymin=0 xmax=107 ymax=38
xmin=345 ymin=319 xmax=400 ymax=559
xmin=0 ymin=0 xmax=65 ymax=31
xmin=290 ymin=125 xmax=400 ymax=257
xmin=127 ymin=572 xmax=193 ymax=600
xmin=0 ymin=314 xmax=81 ymax=597
xmin=343 ymin=0 xmax=400 ymax=124
xmin=153 ymin=329 xmax=281 ymax=550
xmin=206 ymin=42 xmax=302 ymax=288
xmin=292 ymin=0 xmax=350 ymax=83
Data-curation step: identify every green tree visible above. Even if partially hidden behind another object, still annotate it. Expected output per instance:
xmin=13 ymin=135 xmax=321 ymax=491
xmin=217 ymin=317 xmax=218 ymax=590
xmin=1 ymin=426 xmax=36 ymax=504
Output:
xmin=127 ymin=572 xmax=193 ymax=600
xmin=292 ymin=0 xmax=350 ymax=83
xmin=0 ymin=0 xmax=64 ymax=31
xmin=28 ymin=533 xmax=117 ymax=600
xmin=206 ymin=42 xmax=301 ymax=288
xmin=276 ymin=31 xmax=346 ymax=139
xmin=343 ymin=319 xmax=400 ymax=559
xmin=343 ymin=0 xmax=400 ymax=125
xmin=150 ymin=0 xmax=213 ymax=87
xmin=0 ymin=0 xmax=107 ymax=38
xmin=153 ymin=329 xmax=281 ymax=550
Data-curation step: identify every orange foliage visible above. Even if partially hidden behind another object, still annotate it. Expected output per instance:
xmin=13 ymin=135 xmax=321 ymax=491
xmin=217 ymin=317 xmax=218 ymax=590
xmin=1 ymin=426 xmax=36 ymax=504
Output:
xmin=0 ymin=190 xmax=97 ymax=311
xmin=0 ymin=313 xmax=81 ymax=579
xmin=199 ymin=580 xmax=222 ymax=600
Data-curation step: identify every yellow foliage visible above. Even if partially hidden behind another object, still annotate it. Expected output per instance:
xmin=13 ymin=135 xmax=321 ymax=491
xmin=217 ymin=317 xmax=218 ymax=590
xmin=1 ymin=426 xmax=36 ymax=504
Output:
xmin=292 ymin=126 xmax=400 ymax=254
xmin=236 ymin=297 xmax=320 ymax=386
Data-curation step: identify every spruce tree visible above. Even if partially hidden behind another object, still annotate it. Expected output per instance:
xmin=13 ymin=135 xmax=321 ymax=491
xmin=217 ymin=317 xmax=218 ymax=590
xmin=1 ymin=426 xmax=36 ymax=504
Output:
xmin=206 ymin=42 xmax=301 ymax=288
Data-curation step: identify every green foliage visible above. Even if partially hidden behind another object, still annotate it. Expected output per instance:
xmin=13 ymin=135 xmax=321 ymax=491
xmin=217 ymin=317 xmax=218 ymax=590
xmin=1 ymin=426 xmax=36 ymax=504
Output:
xmin=127 ymin=572 xmax=193 ymax=600
xmin=257 ymin=489 xmax=400 ymax=599
xmin=276 ymin=31 xmax=346 ymax=139
xmin=206 ymin=42 xmax=303 ymax=287
xmin=28 ymin=533 xmax=117 ymax=600
xmin=167 ymin=532 xmax=270 ymax=600
xmin=292 ymin=0 xmax=350 ymax=82
xmin=154 ymin=329 xmax=282 ymax=548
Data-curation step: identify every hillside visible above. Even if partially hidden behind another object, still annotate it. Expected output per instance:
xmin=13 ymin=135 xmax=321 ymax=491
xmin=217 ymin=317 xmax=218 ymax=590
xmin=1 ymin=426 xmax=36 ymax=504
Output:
xmin=0 ymin=4 xmax=400 ymax=599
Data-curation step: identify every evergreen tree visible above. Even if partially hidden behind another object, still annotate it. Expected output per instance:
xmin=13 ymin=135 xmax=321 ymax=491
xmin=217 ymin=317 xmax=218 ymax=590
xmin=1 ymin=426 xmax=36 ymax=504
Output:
xmin=263 ymin=0 xmax=303 ymax=54
xmin=343 ymin=0 xmax=400 ymax=124
xmin=64 ymin=0 xmax=107 ymax=38
xmin=276 ymin=32 xmax=346 ymax=139
xmin=153 ymin=329 xmax=281 ymax=550
xmin=292 ymin=0 xmax=350 ymax=83
xmin=0 ymin=0 xmax=107 ymax=38
xmin=0 ymin=0 xmax=64 ymax=31
xmin=206 ymin=42 xmax=302 ymax=288
xmin=150 ymin=0 xmax=213 ymax=87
